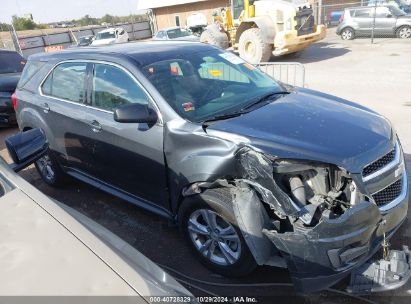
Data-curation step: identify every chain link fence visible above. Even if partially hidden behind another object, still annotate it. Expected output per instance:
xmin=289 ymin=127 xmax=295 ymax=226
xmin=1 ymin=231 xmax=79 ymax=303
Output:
xmin=312 ymin=0 xmax=411 ymax=42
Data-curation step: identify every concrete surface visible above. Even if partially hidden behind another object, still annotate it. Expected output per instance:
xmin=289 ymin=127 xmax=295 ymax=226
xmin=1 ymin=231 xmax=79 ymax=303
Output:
xmin=0 ymin=29 xmax=410 ymax=303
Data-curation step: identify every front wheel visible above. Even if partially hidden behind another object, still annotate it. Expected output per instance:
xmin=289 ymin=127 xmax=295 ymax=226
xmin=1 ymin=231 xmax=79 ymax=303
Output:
xmin=179 ymin=189 xmax=257 ymax=277
xmin=396 ymin=26 xmax=411 ymax=39
xmin=238 ymin=28 xmax=272 ymax=64
xmin=340 ymin=28 xmax=355 ymax=40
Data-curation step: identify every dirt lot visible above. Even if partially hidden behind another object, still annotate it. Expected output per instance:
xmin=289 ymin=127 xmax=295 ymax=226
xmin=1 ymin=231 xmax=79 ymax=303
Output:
xmin=1 ymin=29 xmax=410 ymax=303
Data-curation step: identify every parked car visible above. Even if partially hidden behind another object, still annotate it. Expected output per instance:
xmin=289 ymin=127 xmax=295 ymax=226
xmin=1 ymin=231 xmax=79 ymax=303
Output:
xmin=0 ymin=128 xmax=195 ymax=298
xmin=91 ymin=27 xmax=129 ymax=46
xmin=15 ymin=42 xmax=410 ymax=293
xmin=153 ymin=27 xmax=200 ymax=41
xmin=0 ymin=49 xmax=26 ymax=126
xmin=76 ymin=35 xmax=95 ymax=47
xmin=337 ymin=5 xmax=411 ymax=39
xmin=325 ymin=10 xmax=343 ymax=27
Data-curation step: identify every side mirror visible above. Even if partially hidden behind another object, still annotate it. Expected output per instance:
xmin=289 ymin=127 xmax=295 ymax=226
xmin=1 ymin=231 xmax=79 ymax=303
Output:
xmin=114 ymin=103 xmax=158 ymax=124
xmin=5 ymin=128 xmax=49 ymax=172
xmin=387 ymin=13 xmax=392 ymax=18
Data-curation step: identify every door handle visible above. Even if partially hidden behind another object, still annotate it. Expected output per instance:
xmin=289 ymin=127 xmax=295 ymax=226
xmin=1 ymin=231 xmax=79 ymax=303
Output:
xmin=41 ymin=103 xmax=50 ymax=113
xmin=89 ymin=120 xmax=102 ymax=132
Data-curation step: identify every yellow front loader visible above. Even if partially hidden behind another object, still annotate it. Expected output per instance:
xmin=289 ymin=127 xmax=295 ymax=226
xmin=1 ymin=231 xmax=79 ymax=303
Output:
xmin=200 ymin=0 xmax=326 ymax=63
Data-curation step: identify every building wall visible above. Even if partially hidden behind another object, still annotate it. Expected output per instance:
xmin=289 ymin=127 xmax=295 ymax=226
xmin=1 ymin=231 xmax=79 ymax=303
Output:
xmin=153 ymin=0 xmax=227 ymax=30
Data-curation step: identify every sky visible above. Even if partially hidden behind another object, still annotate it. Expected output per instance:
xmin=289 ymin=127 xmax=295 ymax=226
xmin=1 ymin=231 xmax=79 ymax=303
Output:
xmin=0 ymin=0 xmax=147 ymax=24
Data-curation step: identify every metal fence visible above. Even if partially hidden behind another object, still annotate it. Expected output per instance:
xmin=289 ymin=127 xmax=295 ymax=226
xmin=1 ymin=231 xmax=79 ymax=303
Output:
xmin=17 ymin=21 xmax=152 ymax=57
xmin=1 ymin=21 xmax=152 ymax=57
xmin=256 ymin=62 xmax=306 ymax=87
xmin=313 ymin=0 xmax=411 ymax=43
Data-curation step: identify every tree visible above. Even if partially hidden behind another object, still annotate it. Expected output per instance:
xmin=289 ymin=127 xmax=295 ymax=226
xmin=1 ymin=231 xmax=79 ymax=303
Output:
xmin=101 ymin=14 xmax=114 ymax=24
xmin=0 ymin=22 xmax=11 ymax=32
xmin=12 ymin=15 xmax=36 ymax=30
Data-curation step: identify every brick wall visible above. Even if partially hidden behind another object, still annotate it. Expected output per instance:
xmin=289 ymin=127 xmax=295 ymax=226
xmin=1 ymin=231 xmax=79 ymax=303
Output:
xmin=153 ymin=0 xmax=228 ymax=30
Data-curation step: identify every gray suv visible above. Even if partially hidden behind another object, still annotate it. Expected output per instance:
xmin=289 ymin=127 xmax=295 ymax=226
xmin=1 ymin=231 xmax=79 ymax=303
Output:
xmin=337 ymin=5 xmax=411 ymax=39
xmin=15 ymin=42 xmax=409 ymax=293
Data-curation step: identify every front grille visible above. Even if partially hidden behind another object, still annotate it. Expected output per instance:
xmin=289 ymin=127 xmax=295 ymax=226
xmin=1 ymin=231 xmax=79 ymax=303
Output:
xmin=372 ymin=178 xmax=403 ymax=207
xmin=295 ymin=8 xmax=315 ymax=36
xmin=362 ymin=147 xmax=396 ymax=178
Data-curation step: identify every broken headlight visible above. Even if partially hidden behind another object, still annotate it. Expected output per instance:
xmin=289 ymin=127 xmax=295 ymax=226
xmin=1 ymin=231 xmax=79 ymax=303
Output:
xmin=272 ymin=159 xmax=365 ymax=226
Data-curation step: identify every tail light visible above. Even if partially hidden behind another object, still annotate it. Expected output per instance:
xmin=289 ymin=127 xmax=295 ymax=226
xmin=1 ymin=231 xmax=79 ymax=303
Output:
xmin=339 ymin=13 xmax=344 ymax=23
xmin=11 ymin=92 xmax=17 ymax=111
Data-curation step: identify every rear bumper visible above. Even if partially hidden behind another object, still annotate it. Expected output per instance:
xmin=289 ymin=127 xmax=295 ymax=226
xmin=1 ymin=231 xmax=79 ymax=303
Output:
xmin=0 ymin=105 xmax=16 ymax=125
xmin=263 ymin=171 xmax=409 ymax=293
xmin=273 ymin=25 xmax=326 ymax=56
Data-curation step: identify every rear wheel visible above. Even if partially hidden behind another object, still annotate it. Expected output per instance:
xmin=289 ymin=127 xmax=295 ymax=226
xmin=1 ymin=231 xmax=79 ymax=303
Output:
xmin=238 ymin=28 xmax=272 ymax=64
xmin=340 ymin=27 xmax=355 ymax=40
xmin=35 ymin=150 xmax=67 ymax=187
xmin=396 ymin=26 xmax=411 ymax=39
xmin=179 ymin=189 xmax=257 ymax=277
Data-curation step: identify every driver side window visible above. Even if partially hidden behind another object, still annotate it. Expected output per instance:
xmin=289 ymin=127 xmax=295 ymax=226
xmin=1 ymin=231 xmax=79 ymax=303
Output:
xmin=91 ymin=63 xmax=150 ymax=111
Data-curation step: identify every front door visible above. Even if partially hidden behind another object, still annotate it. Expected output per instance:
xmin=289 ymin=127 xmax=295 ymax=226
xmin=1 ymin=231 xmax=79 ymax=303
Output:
xmin=374 ymin=6 xmax=398 ymax=35
xmin=83 ymin=62 xmax=168 ymax=210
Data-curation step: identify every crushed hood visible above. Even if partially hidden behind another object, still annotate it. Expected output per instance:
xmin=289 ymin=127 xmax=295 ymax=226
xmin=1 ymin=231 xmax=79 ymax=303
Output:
xmin=208 ymin=88 xmax=393 ymax=173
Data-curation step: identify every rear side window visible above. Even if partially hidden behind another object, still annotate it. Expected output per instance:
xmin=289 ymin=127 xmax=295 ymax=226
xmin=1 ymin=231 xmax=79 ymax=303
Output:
xmin=91 ymin=63 xmax=150 ymax=111
xmin=18 ymin=60 xmax=46 ymax=89
xmin=354 ymin=9 xmax=372 ymax=17
xmin=41 ymin=62 xmax=87 ymax=103
xmin=0 ymin=51 xmax=26 ymax=74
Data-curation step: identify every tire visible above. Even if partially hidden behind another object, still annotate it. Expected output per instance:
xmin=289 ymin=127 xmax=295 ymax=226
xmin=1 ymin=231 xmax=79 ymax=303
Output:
xmin=179 ymin=188 xmax=257 ymax=277
xmin=238 ymin=28 xmax=272 ymax=64
xmin=340 ymin=27 xmax=355 ymax=40
xmin=396 ymin=25 xmax=411 ymax=39
xmin=200 ymin=29 xmax=229 ymax=49
xmin=35 ymin=149 xmax=67 ymax=187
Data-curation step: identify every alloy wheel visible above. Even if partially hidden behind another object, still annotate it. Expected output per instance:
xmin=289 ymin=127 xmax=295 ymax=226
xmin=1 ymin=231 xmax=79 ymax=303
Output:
xmin=188 ymin=209 xmax=241 ymax=266
xmin=399 ymin=27 xmax=411 ymax=39
xmin=36 ymin=154 xmax=55 ymax=181
xmin=341 ymin=29 xmax=352 ymax=40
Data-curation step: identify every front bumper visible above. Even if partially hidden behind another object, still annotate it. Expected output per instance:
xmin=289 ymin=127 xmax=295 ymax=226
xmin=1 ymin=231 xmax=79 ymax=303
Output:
xmin=263 ymin=171 xmax=409 ymax=293
xmin=273 ymin=25 xmax=326 ymax=56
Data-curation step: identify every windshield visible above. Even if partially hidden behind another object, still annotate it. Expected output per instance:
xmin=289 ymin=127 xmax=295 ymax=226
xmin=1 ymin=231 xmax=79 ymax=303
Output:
xmin=0 ymin=52 xmax=26 ymax=74
xmin=141 ymin=49 xmax=282 ymax=122
xmin=96 ymin=32 xmax=116 ymax=40
xmin=167 ymin=28 xmax=192 ymax=39
xmin=389 ymin=5 xmax=407 ymax=15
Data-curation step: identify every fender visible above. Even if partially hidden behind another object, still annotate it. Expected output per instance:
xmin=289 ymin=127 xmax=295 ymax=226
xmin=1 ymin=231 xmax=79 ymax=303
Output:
xmin=235 ymin=16 xmax=276 ymax=44
xmin=18 ymin=107 xmax=57 ymax=151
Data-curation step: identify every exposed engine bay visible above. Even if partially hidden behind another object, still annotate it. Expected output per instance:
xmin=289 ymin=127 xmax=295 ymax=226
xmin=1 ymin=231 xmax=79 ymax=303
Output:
xmin=273 ymin=159 xmax=364 ymax=227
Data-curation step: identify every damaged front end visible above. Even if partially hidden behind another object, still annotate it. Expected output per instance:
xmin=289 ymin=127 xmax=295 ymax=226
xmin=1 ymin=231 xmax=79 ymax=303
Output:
xmin=227 ymin=148 xmax=409 ymax=293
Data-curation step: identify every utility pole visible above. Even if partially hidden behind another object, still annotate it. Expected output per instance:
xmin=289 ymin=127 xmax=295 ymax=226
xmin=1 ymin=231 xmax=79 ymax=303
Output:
xmin=10 ymin=20 xmax=23 ymax=55
xmin=371 ymin=1 xmax=377 ymax=43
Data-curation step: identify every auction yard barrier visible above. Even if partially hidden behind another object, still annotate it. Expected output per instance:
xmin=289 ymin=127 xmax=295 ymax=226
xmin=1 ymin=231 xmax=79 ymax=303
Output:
xmin=256 ymin=62 xmax=306 ymax=87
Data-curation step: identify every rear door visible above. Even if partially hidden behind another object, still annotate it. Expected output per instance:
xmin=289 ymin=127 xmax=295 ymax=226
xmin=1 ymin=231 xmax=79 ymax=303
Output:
xmin=82 ymin=62 xmax=168 ymax=210
xmin=39 ymin=61 xmax=96 ymax=173
xmin=353 ymin=8 xmax=374 ymax=35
